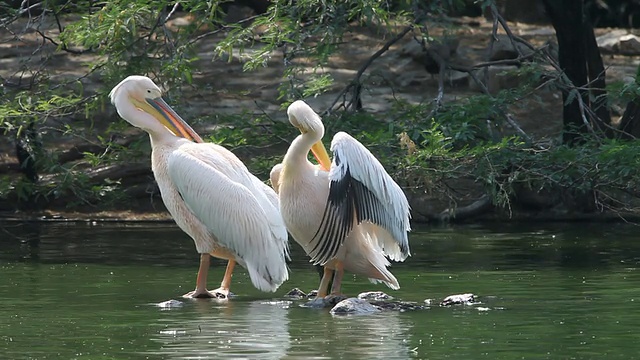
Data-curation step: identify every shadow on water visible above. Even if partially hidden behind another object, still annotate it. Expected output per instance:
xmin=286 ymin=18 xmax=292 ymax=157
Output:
xmin=1 ymin=220 xmax=640 ymax=359
xmin=0 ymin=222 xmax=195 ymax=266
xmin=3 ymin=221 xmax=640 ymax=270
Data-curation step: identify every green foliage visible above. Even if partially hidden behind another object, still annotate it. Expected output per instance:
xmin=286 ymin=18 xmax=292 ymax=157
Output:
xmin=59 ymin=0 xmax=205 ymax=88
xmin=2 ymin=0 xmax=640 ymax=218
xmin=214 ymin=0 xmax=405 ymax=101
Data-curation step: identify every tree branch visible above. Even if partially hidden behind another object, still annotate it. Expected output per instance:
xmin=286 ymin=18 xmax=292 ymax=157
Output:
xmin=322 ymin=23 xmax=417 ymax=116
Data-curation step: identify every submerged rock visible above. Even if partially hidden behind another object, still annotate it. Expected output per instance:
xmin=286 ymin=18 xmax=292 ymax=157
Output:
xmin=440 ymin=293 xmax=477 ymax=306
xmin=369 ymin=300 xmax=425 ymax=312
xmin=284 ymin=288 xmax=307 ymax=299
xmin=294 ymin=290 xmax=473 ymax=313
xmin=357 ymin=291 xmax=394 ymax=301
xmin=155 ymin=299 xmax=184 ymax=309
xmin=330 ymin=298 xmax=381 ymax=315
xmin=423 ymin=298 xmax=435 ymax=306
xmin=300 ymin=294 xmax=348 ymax=309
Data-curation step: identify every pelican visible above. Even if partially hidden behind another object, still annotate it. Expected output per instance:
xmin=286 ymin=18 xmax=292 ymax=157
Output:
xmin=109 ymin=75 xmax=289 ymax=298
xmin=270 ymin=100 xmax=411 ymax=297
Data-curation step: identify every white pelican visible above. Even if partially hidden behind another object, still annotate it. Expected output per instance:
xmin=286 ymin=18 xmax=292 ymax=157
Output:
xmin=270 ymin=100 xmax=411 ymax=297
xmin=109 ymin=75 xmax=289 ymax=298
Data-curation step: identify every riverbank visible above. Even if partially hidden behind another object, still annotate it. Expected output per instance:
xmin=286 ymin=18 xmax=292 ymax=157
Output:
xmin=2 ymin=11 xmax=640 ymax=223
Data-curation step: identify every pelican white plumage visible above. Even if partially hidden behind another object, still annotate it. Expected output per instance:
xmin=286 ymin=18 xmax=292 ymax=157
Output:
xmin=270 ymin=100 xmax=411 ymax=297
xmin=109 ymin=75 xmax=289 ymax=298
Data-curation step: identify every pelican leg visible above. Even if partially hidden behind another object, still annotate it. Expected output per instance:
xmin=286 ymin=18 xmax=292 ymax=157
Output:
xmin=209 ymin=259 xmax=236 ymax=299
xmin=183 ymin=253 xmax=216 ymax=298
xmin=330 ymin=261 xmax=345 ymax=295
xmin=316 ymin=267 xmax=334 ymax=298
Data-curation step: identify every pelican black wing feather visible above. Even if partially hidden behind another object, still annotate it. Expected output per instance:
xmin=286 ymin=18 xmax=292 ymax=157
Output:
xmin=309 ymin=158 xmax=355 ymax=265
xmin=351 ymin=178 xmax=410 ymax=256
xmin=308 ymin=132 xmax=411 ymax=265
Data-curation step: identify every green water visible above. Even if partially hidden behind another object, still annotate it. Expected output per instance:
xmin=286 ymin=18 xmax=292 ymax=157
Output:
xmin=1 ymin=221 xmax=639 ymax=359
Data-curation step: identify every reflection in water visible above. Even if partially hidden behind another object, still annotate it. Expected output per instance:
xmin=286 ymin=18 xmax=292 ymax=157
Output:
xmin=146 ymin=299 xmax=414 ymax=360
xmin=286 ymin=309 xmax=413 ymax=360
xmin=1 ymin=221 xmax=42 ymax=261
xmin=147 ymin=300 xmax=292 ymax=359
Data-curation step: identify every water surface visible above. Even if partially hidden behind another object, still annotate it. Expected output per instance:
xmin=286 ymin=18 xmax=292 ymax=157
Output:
xmin=1 ymin=221 xmax=639 ymax=359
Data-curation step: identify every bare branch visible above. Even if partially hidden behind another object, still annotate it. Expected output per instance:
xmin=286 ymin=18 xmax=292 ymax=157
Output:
xmin=0 ymin=1 xmax=43 ymax=28
xmin=322 ymin=23 xmax=417 ymax=116
xmin=489 ymin=3 xmax=525 ymax=57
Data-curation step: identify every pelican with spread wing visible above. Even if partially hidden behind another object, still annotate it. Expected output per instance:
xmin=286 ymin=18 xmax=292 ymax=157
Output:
xmin=110 ymin=75 xmax=289 ymax=299
xmin=270 ymin=100 xmax=411 ymax=297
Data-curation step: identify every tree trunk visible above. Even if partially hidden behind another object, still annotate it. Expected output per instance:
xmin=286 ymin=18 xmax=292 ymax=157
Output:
xmin=542 ymin=0 xmax=611 ymax=145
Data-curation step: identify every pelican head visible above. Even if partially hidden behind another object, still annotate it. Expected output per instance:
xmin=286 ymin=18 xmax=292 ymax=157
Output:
xmin=109 ymin=75 xmax=202 ymax=142
xmin=287 ymin=100 xmax=331 ymax=170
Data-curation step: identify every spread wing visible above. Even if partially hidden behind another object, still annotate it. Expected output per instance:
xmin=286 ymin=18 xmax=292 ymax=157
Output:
xmin=309 ymin=132 xmax=411 ymax=265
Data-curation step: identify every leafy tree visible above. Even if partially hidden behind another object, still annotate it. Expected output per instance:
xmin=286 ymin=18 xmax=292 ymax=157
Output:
xmin=1 ymin=0 xmax=640 ymax=222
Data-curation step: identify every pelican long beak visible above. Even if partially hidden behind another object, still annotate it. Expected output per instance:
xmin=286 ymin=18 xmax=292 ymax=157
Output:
xmin=311 ymin=140 xmax=331 ymax=171
xmin=146 ymin=96 xmax=204 ymax=143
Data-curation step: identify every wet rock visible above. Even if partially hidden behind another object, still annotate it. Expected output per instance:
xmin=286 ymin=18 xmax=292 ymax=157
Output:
xmin=369 ymin=300 xmax=425 ymax=312
xmin=440 ymin=293 xmax=476 ymax=306
xmin=307 ymin=290 xmax=318 ymax=298
xmin=284 ymin=287 xmax=307 ymax=299
xmin=300 ymin=294 xmax=348 ymax=309
xmin=155 ymin=299 xmax=184 ymax=309
xmin=300 ymin=297 xmax=328 ymax=308
xmin=597 ymin=30 xmax=640 ymax=55
xmin=423 ymin=298 xmax=435 ymax=306
xmin=357 ymin=291 xmax=394 ymax=301
xmin=330 ymin=298 xmax=381 ymax=315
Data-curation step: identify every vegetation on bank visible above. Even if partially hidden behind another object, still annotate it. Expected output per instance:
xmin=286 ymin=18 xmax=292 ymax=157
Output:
xmin=1 ymin=0 xmax=640 ymax=221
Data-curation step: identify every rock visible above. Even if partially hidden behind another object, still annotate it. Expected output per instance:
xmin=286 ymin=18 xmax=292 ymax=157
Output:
xmin=519 ymin=27 xmax=556 ymax=37
xmin=448 ymin=70 xmax=470 ymax=88
xmin=307 ymin=289 xmax=318 ymax=298
xmin=423 ymin=298 xmax=435 ymax=306
xmin=488 ymin=34 xmax=534 ymax=61
xmin=440 ymin=293 xmax=476 ymax=306
xmin=357 ymin=291 xmax=394 ymax=301
xmin=300 ymin=294 xmax=348 ymax=309
xmin=395 ymin=70 xmax=430 ymax=87
xmin=300 ymin=297 xmax=327 ymax=308
xmin=155 ymin=299 xmax=184 ymax=309
xmin=469 ymin=65 xmax=521 ymax=94
xmin=369 ymin=300 xmax=426 ymax=312
xmin=330 ymin=298 xmax=381 ymax=315
xmin=400 ymin=40 xmax=425 ymax=59
xmin=401 ymin=38 xmax=460 ymax=75
xmin=284 ymin=287 xmax=307 ymax=299
xmin=597 ymin=30 xmax=640 ymax=55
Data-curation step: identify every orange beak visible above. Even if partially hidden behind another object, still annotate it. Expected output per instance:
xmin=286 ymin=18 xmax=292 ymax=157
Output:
xmin=310 ymin=140 xmax=331 ymax=171
xmin=148 ymin=97 xmax=204 ymax=143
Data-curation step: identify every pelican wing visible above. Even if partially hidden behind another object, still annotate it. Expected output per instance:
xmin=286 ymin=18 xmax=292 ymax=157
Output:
xmin=167 ymin=145 xmax=289 ymax=291
xmin=310 ymin=132 xmax=411 ymax=264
